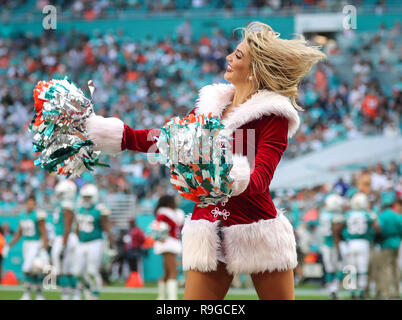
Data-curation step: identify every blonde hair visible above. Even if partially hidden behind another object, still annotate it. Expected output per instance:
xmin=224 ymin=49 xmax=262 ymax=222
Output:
xmin=236 ymin=21 xmax=327 ymax=111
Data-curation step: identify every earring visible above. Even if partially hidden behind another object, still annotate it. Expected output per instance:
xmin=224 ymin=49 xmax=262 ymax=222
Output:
xmin=249 ymin=76 xmax=253 ymax=81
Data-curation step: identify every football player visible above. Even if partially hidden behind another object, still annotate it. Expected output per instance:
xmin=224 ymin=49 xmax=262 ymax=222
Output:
xmin=337 ymin=193 xmax=380 ymax=299
xmin=74 ymin=184 xmax=114 ymax=300
xmin=318 ymin=193 xmax=344 ymax=299
xmin=51 ymin=179 xmax=79 ymax=300
xmin=6 ymin=195 xmax=48 ymax=300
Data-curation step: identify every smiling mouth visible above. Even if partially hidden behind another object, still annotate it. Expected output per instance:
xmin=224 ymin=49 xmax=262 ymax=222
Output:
xmin=226 ymin=64 xmax=233 ymax=72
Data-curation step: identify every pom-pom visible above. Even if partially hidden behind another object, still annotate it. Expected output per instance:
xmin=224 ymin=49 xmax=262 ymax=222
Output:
xmin=30 ymin=76 xmax=108 ymax=177
xmin=156 ymin=113 xmax=234 ymax=207
xmin=148 ymin=220 xmax=170 ymax=241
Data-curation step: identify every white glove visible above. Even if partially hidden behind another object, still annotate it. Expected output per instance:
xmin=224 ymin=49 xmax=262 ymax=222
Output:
xmin=2 ymin=245 xmax=10 ymax=259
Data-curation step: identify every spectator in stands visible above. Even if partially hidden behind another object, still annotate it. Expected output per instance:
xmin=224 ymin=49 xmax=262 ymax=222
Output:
xmin=176 ymin=19 xmax=193 ymax=45
xmin=371 ymin=163 xmax=392 ymax=192
xmin=333 ymin=178 xmax=349 ymax=197
xmin=390 ymin=20 xmax=401 ymax=37
xmin=361 ymin=89 xmax=380 ymax=120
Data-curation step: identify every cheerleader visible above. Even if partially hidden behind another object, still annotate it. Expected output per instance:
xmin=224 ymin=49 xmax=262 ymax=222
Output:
xmin=86 ymin=22 xmax=326 ymax=299
xmin=152 ymin=195 xmax=185 ymax=300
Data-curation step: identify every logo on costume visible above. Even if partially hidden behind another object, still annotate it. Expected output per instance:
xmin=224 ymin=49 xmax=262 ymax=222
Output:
xmin=211 ymin=207 xmax=230 ymax=220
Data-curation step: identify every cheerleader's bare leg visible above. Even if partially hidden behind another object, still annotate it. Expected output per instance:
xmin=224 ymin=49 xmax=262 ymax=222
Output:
xmin=251 ymin=269 xmax=295 ymax=300
xmin=163 ymin=253 xmax=177 ymax=280
xmin=183 ymin=261 xmax=233 ymax=300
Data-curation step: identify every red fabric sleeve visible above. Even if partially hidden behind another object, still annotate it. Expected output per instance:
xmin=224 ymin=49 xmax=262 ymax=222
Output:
xmin=121 ymin=108 xmax=197 ymax=152
xmin=121 ymin=125 xmax=161 ymax=153
xmin=241 ymin=116 xmax=288 ymax=196
xmin=156 ymin=214 xmax=177 ymax=238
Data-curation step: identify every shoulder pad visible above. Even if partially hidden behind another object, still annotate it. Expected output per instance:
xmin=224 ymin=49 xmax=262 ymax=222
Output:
xmin=36 ymin=209 xmax=47 ymax=220
xmin=97 ymin=203 xmax=111 ymax=216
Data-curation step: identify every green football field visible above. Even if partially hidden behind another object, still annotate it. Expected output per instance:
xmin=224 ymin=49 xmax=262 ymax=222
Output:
xmin=0 ymin=283 xmax=352 ymax=300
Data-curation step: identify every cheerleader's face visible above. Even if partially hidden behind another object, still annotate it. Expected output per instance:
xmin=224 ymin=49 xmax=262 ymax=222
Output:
xmin=224 ymin=40 xmax=252 ymax=85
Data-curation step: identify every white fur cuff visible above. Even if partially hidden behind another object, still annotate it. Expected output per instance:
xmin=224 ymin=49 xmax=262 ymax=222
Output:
xmin=86 ymin=114 xmax=124 ymax=155
xmin=222 ymin=210 xmax=298 ymax=274
xmin=229 ymin=154 xmax=251 ymax=196
xmin=181 ymin=218 xmax=220 ymax=272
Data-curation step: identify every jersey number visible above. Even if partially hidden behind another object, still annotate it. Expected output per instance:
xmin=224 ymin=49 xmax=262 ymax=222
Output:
xmin=21 ymin=220 xmax=35 ymax=237
xmin=78 ymin=215 xmax=94 ymax=233
xmin=347 ymin=216 xmax=367 ymax=235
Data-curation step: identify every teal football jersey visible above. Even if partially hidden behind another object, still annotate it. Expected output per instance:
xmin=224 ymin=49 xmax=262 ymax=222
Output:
xmin=76 ymin=204 xmax=109 ymax=242
xmin=343 ymin=209 xmax=374 ymax=241
xmin=20 ymin=209 xmax=47 ymax=241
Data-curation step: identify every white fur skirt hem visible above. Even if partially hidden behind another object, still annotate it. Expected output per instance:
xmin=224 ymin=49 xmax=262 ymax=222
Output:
xmin=153 ymin=237 xmax=182 ymax=255
xmin=182 ymin=209 xmax=298 ymax=274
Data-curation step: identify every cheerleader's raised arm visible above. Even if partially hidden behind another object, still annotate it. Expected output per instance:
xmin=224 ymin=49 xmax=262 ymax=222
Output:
xmin=85 ymin=107 xmax=201 ymax=155
xmin=85 ymin=114 xmax=162 ymax=154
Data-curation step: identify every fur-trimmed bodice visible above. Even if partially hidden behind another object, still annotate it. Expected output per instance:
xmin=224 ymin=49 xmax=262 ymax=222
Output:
xmin=193 ymin=83 xmax=300 ymax=138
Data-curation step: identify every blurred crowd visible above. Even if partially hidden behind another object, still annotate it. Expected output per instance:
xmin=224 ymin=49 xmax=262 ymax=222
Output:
xmin=1 ymin=0 xmax=393 ymax=19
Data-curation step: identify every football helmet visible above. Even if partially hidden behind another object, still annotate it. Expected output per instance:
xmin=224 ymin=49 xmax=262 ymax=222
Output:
xmin=55 ymin=179 xmax=77 ymax=201
xmin=31 ymin=249 xmax=50 ymax=275
xmin=149 ymin=220 xmax=170 ymax=241
xmin=324 ymin=194 xmax=344 ymax=212
xmin=79 ymin=184 xmax=99 ymax=208
xmin=350 ymin=192 xmax=369 ymax=210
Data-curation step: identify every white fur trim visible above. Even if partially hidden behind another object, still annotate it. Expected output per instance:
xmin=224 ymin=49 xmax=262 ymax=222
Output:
xmin=222 ymin=209 xmax=298 ymax=274
xmin=156 ymin=207 xmax=185 ymax=225
xmin=154 ymin=237 xmax=182 ymax=255
xmin=229 ymin=154 xmax=251 ymax=196
xmin=86 ymin=114 xmax=124 ymax=155
xmin=181 ymin=217 xmax=220 ymax=272
xmin=194 ymin=83 xmax=300 ymax=138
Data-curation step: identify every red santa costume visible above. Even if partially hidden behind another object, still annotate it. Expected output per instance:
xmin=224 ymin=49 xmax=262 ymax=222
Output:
xmin=86 ymin=82 xmax=300 ymax=275
xmin=153 ymin=207 xmax=185 ymax=256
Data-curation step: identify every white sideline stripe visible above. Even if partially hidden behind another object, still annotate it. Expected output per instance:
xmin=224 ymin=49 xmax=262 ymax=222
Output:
xmin=0 ymin=285 xmax=350 ymax=297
